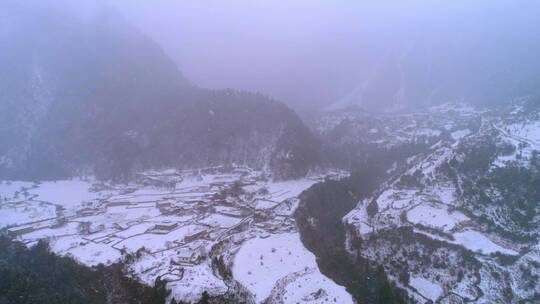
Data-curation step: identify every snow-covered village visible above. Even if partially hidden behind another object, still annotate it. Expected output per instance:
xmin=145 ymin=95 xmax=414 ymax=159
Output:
xmin=0 ymin=167 xmax=352 ymax=303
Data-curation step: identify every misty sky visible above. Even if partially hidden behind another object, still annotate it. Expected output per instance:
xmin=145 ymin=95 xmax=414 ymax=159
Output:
xmin=58 ymin=0 xmax=540 ymax=108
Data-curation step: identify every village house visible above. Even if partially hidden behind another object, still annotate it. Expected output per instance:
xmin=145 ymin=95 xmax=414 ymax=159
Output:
xmin=114 ymin=221 xmax=139 ymax=230
xmin=157 ymin=201 xmax=172 ymax=208
xmin=7 ymin=225 xmax=36 ymax=237
xmin=184 ymin=230 xmax=207 ymax=243
xmin=216 ymin=209 xmax=245 ymax=218
xmin=149 ymin=222 xmax=178 ymax=234
xmin=174 ymin=244 xmax=207 ymax=265
xmin=77 ymin=208 xmax=98 ymax=217
xmin=86 ymin=223 xmax=105 ymax=234
xmin=135 ymin=173 xmax=177 ymax=189
xmin=210 ymin=182 xmax=227 ymax=188
xmin=155 ymin=222 xmax=178 ymax=231
xmin=156 ymin=201 xmax=172 ymax=211
xmin=107 ymin=201 xmax=131 ymax=207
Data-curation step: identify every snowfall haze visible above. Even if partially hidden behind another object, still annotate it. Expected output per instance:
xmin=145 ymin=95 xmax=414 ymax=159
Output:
xmin=2 ymin=1 xmax=540 ymax=304
xmin=7 ymin=0 xmax=540 ymax=110
xmin=112 ymin=0 xmax=540 ymax=109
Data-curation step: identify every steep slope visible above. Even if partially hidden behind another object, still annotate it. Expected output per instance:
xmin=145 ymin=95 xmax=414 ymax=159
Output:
xmin=342 ymin=98 xmax=540 ymax=303
xmin=295 ymin=171 xmax=408 ymax=304
xmin=0 ymin=237 xmax=169 ymax=304
xmin=0 ymin=3 xmax=319 ymax=181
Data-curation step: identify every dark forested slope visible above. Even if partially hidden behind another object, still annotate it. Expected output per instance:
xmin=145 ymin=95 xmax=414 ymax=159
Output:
xmin=0 ymin=237 xmax=169 ymax=304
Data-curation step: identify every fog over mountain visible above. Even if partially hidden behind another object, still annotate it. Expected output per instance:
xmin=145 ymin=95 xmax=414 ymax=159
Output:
xmin=8 ymin=0 xmax=539 ymax=111
xmin=109 ymin=0 xmax=540 ymax=110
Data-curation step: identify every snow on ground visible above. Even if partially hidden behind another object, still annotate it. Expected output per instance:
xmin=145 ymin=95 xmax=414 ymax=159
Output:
xmin=0 ymin=202 xmax=57 ymax=228
xmin=114 ymin=222 xmax=155 ymax=238
xmin=451 ymin=129 xmax=470 ymax=140
xmin=50 ymin=235 xmax=122 ymax=266
xmin=129 ymin=248 xmax=227 ymax=303
xmin=148 ymin=214 xmax=197 ymax=224
xmin=253 ymin=199 xmax=279 ymax=210
xmin=343 ymin=201 xmax=373 ymax=236
xmin=214 ymin=205 xmax=241 ymax=214
xmin=29 ymin=179 xmax=99 ymax=209
xmin=409 ymin=147 xmax=453 ymax=179
xmin=168 ymin=262 xmax=228 ymax=302
xmin=128 ymin=250 xmax=181 ymax=285
xmin=376 ymin=189 xmax=416 ymax=210
xmin=76 ymin=207 xmax=160 ymax=231
xmin=22 ymin=221 xmax=80 ymax=241
xmin=453 ymin=230 xmax=518 ymax=255
xmin=410 ymin=276 xmax=443 ymax=301
xmin=198 ymin=214 xmax=241 ymax=228
xmin=280 ymin=269 xmax=353 ymax=304
xmin=273 ymin=198 xmax=300 ymax=216
xmin=110 ymin=187 xmax=174 ymax=203
xmin=116 ymin=224 xmax=206 ymax=253
xmin=376 ymin=189 xmax=401 ymax=210
xmin=264 ymin=179 xmax=317 ymax=202
xmin=2 ymin=168 xmax=351 ymax=303
xmin=233 ymin=233 xmax=353 ymax=303
xmin=506 ymin=121 xmax=540 ymax=145
xmin=492 ymin=151 xmax=519 ymax=168
xmin=416 ymin=128 xmax=442 ymax=138
xmin=0 ymin=181 xmax=34 ymax=200
xmin=174 ymin=176 xmax=208 ymax=191
xmin=407 ymin=205 xmax=468 ymax=232
xmin=435 ymin=187 xmax=457 ymax=204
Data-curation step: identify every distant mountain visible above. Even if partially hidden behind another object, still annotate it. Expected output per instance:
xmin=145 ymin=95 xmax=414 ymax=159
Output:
xmin=0 ymin=3 xmax=319 ymax=180
xmin=328 ymin=32 xmax=540 ymax=112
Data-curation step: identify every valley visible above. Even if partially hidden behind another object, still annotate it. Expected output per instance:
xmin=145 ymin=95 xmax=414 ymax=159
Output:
xmin=2 ymin=3 xmax=540 ymax=303
xmin=3 ymin=99 xmax=540 ymax=304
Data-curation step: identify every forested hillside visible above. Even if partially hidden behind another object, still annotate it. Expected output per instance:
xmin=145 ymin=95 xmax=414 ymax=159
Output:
xmin=0 ymin=3 xmax=319 ymax=181
xmin=0 ymin=237 xmax=169 ymax=304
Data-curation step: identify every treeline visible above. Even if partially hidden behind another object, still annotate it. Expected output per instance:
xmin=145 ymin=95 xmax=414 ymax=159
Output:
xmin=0 ymin=236 xmax=168 ymax=304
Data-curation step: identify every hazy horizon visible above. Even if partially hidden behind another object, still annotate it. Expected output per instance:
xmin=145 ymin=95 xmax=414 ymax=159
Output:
xmin=113 ymin=0 xmax=540 ymax=109
xmin=5 ymin=0 xmax=540 ymax=110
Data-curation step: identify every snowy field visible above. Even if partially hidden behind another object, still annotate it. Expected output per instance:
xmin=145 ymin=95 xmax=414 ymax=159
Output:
xmin=29 ymin=179 xmax=101 ymax=209
xmin=453 ymin=230 xmax=518 ymax=256
xmin=0 ymin=181 xmax=34 ymax=200
xmin=0 ymin=201 xmax=57 ymax=229
xmin=233 ymin=233 xmax=353 ymax=303
xmin=407 ymin=205 xmax=468 ymax=232
xmin=410 ymin=276 xmax=443 ymax=302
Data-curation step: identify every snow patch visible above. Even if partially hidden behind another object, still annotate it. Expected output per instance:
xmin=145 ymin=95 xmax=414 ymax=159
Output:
xmin=410 ymin=276 xmax=443 ymax=301
xmin=407 ymin=205 xmax=468 ymax=232
xmin=233 ymin=233 xmax=352 ymax=303
xmin=453 ymin=230 xmax=518 ymax=256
